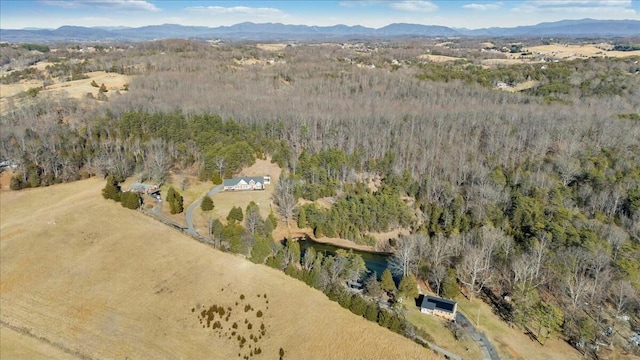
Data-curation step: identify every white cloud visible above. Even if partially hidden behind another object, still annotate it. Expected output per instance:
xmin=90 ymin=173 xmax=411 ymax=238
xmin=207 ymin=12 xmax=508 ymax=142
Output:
xmin=514 ymin=0 xmax=635 ymax=13
xmin=186 ymin=6 xmax=285 ymax=17
xmin=338 ymin=1 xmax=384 ymax=7
xmin=389 ymin=1 xmax=438 ymax=12
xmin=462 ymin=2 xmax=503 ymax=11
xmin=41 ymin=0 xmax=160 ymax=12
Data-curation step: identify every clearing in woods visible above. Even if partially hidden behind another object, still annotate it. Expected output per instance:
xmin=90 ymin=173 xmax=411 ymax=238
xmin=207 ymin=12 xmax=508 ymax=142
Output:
xmin=0 ymin=178 xmax=436 ymax=359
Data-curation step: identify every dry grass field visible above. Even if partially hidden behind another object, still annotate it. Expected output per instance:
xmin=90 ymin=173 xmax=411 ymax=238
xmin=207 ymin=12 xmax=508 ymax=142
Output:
xmin=405 ymin=306 xmax=482 ymax=359
xmin=519 ymin=44 xmax=640 ymax=60
xmin=0 ymin=324 xmax=77 ymax=359
xmin=1 ymin=178 xmax=436 ymax=359
xmin=455 ymin=297 xmax=582 ymax=360
xmin=0 ymin=68 xmax=130 ymax=99
xmin=193 ymin=157 xmax=282 ymax=235
xmin=418 ymin=54 xmax=463 ymax=63
xmin=0 ymin=67 xmax=130 ymax=114
xmin=256 ymin=44 xmax=288 ymax=52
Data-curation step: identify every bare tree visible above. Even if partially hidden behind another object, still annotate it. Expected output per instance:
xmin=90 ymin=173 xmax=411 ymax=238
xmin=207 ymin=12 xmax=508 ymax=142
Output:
xmin=245 ymin=202 xmax=262 ymax=236
xmin=604 ymin=224 xmax=629 ymax=261
xmin=430 ymin=264 xmax=447 ymax=295
xmin=215 ymin=156 xmax=225 ymax=179
xmin=554 ymin=156 xmax=581 ymax=186
xmin=272 ymin=176 xmax=297 ymax=228
xmin=458 ymin=242 xmax=492 ymax=298
xmin=560 ymin=248 xmax=594 ymax=308
xmin=588 ymin=245 xmax=611 ymax=304
xmin=145 ymin=138 xmax=170 ymax=185
xmin=389 ymin=234 xmax=421 ymax=277
xmin=610 ymin=279 xmax=636 ymax=318
xmin=457 ymin=226 xmax=501 ymax=298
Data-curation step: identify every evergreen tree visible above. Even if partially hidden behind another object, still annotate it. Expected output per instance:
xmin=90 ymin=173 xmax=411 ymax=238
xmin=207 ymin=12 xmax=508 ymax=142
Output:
xmin=349 ymin=295 xmax=368 ymax=316
xmin=120 ymin=191 xmax=141 ymax=209
xmin=365 ymin=272 xmax=383 ymax=299
xmin=381 ymin=269 xmax=397 ymax=294
xmin=229 ymin=234 xmax=246 ymax=254
xmin=9 ymin=176 xmax=23 ymax=190
xmin=102 ymin=175 xmax=121 ymax=201
xmin=398 ymin=274 xmax=419 ymax=302
xmin=251 ymin=235 xmax=272 ymax=264
xmin=227 ymin=206 xmax=244 ymax=222
xmin=201 ymin=195 xmax=214 ymax=211
xmin=166 ymin=187 xmax=184 ymax=214
xmin=441 ymin=268 xmax=459 ymax=299
xmin=285 ymin=239 xmax=301 ymax=266
xmin=365 ymin=302 xmax=379 ymax=322
xmin=211 ymin=172 xmax=222 ymax=185
xmin=297 ymin=207 xmax=308 ymax=228
xmin=268 ymin=210 xmax=278 ymax=228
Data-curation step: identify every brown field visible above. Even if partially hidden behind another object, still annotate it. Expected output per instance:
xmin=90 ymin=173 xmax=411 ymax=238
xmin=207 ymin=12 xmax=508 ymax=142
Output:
xmin=1 ymin=325 xmax=77 ymax=359
xmin=256 ymin=43 xmax=288 ymax=52
xmin=1 ymin=178 xmax=437 ymax=359
xmin=0 ymin=69 xmax=130 ymax=100
xmin=521 ymin=44 xmax=640 ymax=60
xmin=0 ymin=68 xmax=130 ymax=115
xmin=418 ymin=54 xmax=463 ymax=63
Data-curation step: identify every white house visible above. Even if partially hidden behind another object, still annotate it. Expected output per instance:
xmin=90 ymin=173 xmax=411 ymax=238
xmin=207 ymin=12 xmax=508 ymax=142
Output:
xmin=223 ymin=176 xmax=266 ymax=191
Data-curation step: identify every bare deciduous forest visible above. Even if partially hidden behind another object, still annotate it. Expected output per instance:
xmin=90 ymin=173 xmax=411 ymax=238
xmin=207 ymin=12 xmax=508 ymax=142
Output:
xmin=1 ymin=38 xmax=639 ymax=358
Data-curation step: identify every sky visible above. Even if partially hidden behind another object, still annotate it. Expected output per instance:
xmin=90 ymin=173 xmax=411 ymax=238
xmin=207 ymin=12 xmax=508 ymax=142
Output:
xmin=1 ymin=0 xmax=639 ymax=30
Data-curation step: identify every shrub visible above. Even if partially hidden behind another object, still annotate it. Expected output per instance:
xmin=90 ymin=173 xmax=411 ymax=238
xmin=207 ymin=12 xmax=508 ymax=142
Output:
xmin=120 ymin=191 xmax=141 ymax=209
xmin=201 ymin=195 xmax=214 ymax=211
xmin=211 ymin=172 xmax=222 ymax=185
xmin=102 ymin=175 xmax=121 ymax=201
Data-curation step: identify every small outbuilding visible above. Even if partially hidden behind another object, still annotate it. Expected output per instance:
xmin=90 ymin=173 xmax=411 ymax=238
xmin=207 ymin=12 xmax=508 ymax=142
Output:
xmin=420 ymin=295 xmax=457 ymax=321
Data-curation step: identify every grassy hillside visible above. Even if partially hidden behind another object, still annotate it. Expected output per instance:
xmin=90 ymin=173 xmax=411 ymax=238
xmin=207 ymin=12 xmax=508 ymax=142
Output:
xmin=0 ymin=178 xmax=437 ymax=359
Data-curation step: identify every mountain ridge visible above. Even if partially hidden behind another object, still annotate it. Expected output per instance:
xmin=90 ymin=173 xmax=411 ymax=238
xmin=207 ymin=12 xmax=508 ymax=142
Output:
xmin=1 ymin=19 xmax=638 ymax=43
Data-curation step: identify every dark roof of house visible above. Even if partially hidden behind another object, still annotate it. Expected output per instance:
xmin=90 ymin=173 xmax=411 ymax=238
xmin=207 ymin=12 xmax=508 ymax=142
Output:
xmin=223 ymin=176 xmax=265 ymax=187
xmin=421 ymin=295 xmax=457 ymax=313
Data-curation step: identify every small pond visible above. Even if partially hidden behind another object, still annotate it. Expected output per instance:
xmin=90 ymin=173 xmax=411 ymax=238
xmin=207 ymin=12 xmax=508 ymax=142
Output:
xmin=296 ymin=237 xmax=392 ymax=278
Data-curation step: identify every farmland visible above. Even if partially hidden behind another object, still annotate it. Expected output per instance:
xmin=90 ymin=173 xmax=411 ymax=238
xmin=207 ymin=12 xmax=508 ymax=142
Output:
xmin=0 ymin=179 xmax=436 ymax=359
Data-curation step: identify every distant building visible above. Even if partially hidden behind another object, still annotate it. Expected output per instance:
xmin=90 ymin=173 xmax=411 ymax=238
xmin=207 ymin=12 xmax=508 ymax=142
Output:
xmin=223 ymin=176 xmax=267 ymax=191
xmin=128 ymin=183 xmax=160 ymax=197
xmin=420 ymin=295 xmax=457 ymax=321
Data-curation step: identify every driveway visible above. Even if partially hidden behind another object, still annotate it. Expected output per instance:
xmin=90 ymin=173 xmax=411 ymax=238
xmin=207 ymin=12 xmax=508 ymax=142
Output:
xmin=457 ymin=313 xmax=501 ymax=360
xmin=184 ymin=184 xmax=223 ymax=238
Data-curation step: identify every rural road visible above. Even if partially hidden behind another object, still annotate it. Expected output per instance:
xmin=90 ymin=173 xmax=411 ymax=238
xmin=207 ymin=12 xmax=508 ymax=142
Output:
xmin=457 ymin=313 xmax=501 ymax=360
xmin=184 ymin=184 xmax=223 ymax=238
xmin=149 ymin=198 xmax=185 ymax=230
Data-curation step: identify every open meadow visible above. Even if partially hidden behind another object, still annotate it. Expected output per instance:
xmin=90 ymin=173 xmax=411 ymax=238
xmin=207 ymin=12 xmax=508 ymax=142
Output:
xmin=0 ymin=178 xmax=438 ymax=359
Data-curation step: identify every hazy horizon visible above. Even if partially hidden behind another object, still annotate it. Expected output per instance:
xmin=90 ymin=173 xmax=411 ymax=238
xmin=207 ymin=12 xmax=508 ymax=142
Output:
xmin=1 ymin=0 xmax=639 ymax=30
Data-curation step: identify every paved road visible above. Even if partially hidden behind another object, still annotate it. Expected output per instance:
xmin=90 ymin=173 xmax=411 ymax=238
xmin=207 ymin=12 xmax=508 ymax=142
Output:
xmin=149 ymin=198 xmax=185 ymax=230
xmin=457 ymin=313 xmax=501 ymax=360
xmin=184 ymin=184 xmax=223 ymax=238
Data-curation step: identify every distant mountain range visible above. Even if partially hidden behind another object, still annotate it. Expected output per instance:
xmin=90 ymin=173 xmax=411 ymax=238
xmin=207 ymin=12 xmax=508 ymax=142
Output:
xmin=1 ymin=19 xmax=638 ymax=43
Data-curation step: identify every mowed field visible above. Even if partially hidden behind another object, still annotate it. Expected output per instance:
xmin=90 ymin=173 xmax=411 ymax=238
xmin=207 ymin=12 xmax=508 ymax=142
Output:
xmin=0 ymin=178 xmax=436 ymax=359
